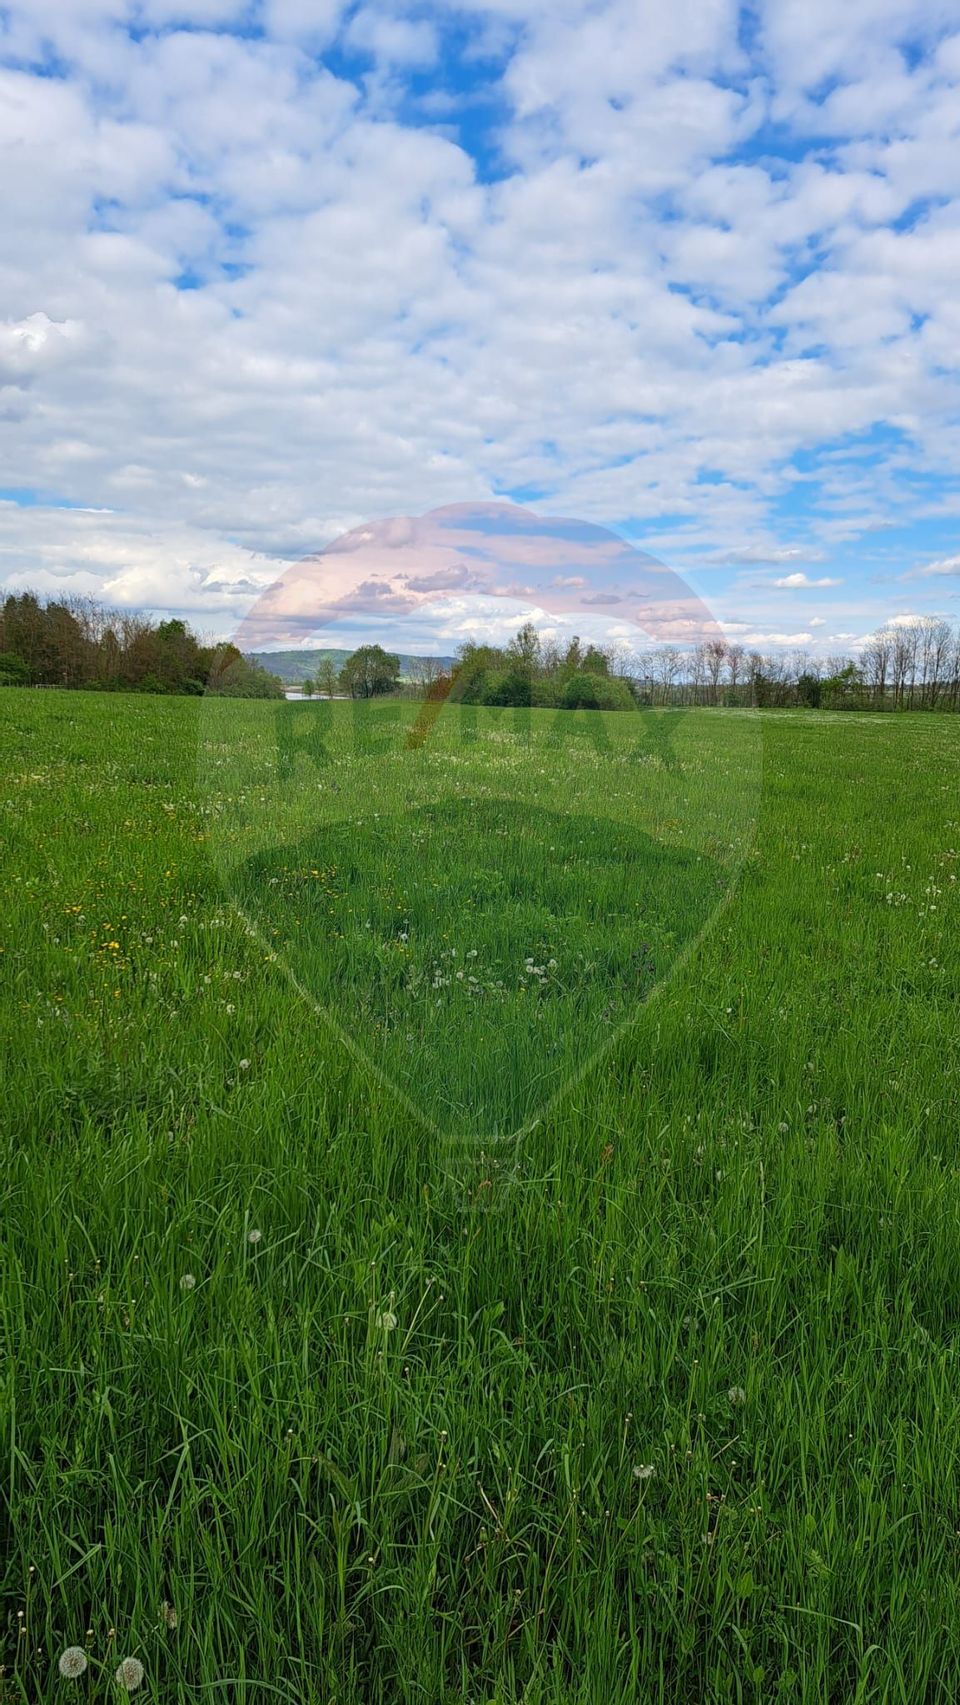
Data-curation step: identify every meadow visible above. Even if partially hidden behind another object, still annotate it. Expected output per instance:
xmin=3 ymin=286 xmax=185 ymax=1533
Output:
xmin=3 ymin=686 xmax=960 ymax=1703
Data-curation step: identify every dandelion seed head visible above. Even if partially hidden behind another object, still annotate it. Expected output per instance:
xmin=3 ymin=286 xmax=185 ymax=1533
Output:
xmin=238 ymin=1059 xmax=250 ymax=1071
xmin=58 ymin=1646 xmax=88 ymax=1678
xmin=179 ymin=1273 xmax=196 ymax=1291
xmin=115 ymin=1656 xmax=145 ymax=1692
xmin=376 ymin=1310 xmax=398 ymax=1331
xmin=632 ymin=1463 xmax=655 ymax=1480
xmin=161 ymin=1601 xmax=177 ymax=1631
xmin=247 ymin=1228 xmax=262 ymax=1245
xmin=728 ymin=1385 xmax=746 ymax=1406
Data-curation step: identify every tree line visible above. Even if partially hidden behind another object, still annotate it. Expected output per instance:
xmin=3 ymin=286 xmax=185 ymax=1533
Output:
xmin=313 ymin=620 xmax=960 ymax=713
xmin=0 ymin=593 xmax=284 ymax=697
xmin=7 ymin=593 xmax=960 ymax=713
xmin=301 ymin=629 xmax=637 ymax=709
xmin=627 ymin=619 xmax=960 ymax=709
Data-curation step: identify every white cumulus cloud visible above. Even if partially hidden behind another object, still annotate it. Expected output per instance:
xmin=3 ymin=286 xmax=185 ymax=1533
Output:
xmin=773 ymin=572 xmax=844 ymax=588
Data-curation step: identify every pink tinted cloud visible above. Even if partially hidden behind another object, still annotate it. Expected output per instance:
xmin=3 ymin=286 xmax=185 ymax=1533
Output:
xmin=232 ymin=501 xmax=723 ymax=652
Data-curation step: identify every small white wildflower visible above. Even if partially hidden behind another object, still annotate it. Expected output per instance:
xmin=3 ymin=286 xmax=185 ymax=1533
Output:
xmin=115 ymin=1656 xmax=145 ymax=1692
xmin=247 ymin=1228 xmax=262 ymax=1245
xmin=376 ymin=1310 xmax=398 ymax=1331
xmin=179 ymin=1273 xmax=196 ymax=1291
xmin=632 ymin=1463 xmax=655 ymax=1480
xmin=728 ymin=1385 xmax=746 ymax=1407
xmin=58 ymin=1647 xmax=88 ymax=1679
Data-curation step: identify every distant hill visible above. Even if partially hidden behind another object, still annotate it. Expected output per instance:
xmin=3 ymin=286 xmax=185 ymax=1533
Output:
xmin=249 ymin=648 xmax=454 ymax=684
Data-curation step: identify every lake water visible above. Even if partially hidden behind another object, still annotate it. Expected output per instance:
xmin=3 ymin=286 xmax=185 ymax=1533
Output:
xmin=283 ymin=690 xmax=350 ymax=701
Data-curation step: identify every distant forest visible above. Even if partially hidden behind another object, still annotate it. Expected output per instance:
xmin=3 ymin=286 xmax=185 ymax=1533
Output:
xmin=329 ymin=620 xmax=960 ymax=713
xmin=433 ymin=619 xmax=960 ymax=712
xmin=5 ymin=593 xmax=960 ymax=713
xmin=624 ymin=617 xmax=960 ymax=711
xmin=0 ymin=593 xmax=283 ymax=697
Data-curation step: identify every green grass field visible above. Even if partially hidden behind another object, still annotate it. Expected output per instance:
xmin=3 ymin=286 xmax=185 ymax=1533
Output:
xmin=3 ymin=688 xmax=960 ymax=1703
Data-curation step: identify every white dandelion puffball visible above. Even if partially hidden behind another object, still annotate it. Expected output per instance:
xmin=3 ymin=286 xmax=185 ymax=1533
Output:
xmin=115 ymin=1656 xmax=145 ymax=1691
xmin=376 ymin=1310 xmax=398 ymax=1331
xmin=247 ymin=1228 xmax=262 ymax=1245
xmin=179 ymin=1273 xmax=196 ymax=1291
xmin=632 ymin=1463 xmax=655 ymax=1480
xmin=58 ymin=1646 xmax=88 ymax=1678
xmin=728 ymin=1385 xmax=746 ymax=1407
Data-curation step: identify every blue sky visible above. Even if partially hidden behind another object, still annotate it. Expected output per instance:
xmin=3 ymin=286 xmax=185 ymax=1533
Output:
xmin=1 ymin=0 xmax=959 ymax=654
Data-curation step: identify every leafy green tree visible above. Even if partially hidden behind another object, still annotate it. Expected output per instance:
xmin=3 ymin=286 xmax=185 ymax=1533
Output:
xmin=452 ymin=642 xmax=504 ymax=702
xmin=302 ymin=677 xmax=315 ymax=698
xmin=581 ymin=643 xmax=610 ymax=675
xmin=207 ymin=646 xmax=284 ymax=698
xmin=821 ymin=662 xmax=863 ymax=709
xmin=317 ymin=659 xmax=338 ymax=698
xmin=563 ymin=636 xmax=584 ymax=674
xmin=485 ymin=664 xmax=533 ymax=707
xmin=338 ymin=644 xmax=401 ymax=699
xmin=561 ymin=670 xmax=633 ymax=710
xmin=155 ymin=618 xmax=206 ymax=692
xmin=0 ymin=651 xmax=30 ymax=685
xmin=118 ymin=621 xmax=166 ymax=691
xmin=1 ymin=594 xmax=52 ymax=682
xmin=507 ymin=622 xmax=541 ymax=670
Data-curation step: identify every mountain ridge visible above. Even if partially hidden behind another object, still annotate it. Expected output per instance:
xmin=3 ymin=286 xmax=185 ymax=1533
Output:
xmin=248 ymin=647 xmax=455 ymax=684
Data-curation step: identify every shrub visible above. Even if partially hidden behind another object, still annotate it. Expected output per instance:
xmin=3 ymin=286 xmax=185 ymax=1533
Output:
xmin=0 ymin=651 xmax=30 ymax=685
xmin=561 ymin=670 xmax=634 ymax=710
